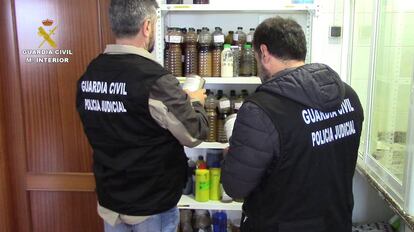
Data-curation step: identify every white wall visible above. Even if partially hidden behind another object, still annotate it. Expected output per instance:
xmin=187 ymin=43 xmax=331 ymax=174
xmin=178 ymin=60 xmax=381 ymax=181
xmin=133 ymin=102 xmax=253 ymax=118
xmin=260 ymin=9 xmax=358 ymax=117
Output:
xmin=311 ymin=0 xmax=345 ymax=77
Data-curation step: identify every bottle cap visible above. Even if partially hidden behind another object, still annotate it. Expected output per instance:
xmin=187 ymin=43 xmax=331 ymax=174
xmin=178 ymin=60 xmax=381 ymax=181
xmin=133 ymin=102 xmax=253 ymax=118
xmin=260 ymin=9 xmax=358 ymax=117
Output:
xmin=244 ymin=44 xmax=252 ymax=49
xmin=189 ymin=27 xmax=195 ymax=32
xmin=250 ymin=28 xmax=255 ymax=31
xmin=198 ymin=155 xmax=204 ymax=160
xmin=223 ymin=44 xmax=231 ymax=49
xmin=237 ymin=27 xmax=243 ymax=30
xmin=198 ymin=163 xmax=207 ymax=169
xmin=228 ymin=31 xmax=234 ymax=33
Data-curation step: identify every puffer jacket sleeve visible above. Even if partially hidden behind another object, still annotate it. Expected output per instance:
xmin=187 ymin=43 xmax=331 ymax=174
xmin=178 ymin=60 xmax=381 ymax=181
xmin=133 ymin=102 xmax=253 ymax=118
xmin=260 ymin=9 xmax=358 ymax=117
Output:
xmin=222 ymin=101 xmax=280 ymax=199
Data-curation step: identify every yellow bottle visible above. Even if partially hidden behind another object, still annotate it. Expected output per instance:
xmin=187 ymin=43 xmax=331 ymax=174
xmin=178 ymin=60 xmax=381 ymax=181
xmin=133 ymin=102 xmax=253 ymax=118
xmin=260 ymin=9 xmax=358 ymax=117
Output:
xmin=209 ymin=168 xmax=222 ymax=201
xmin=195 ymin=169 xmax=210 ymax=202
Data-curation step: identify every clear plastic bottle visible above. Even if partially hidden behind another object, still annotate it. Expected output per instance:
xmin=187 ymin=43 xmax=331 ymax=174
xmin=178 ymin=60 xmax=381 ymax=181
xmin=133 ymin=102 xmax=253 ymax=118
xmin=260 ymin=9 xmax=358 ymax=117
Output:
xmin=217 ymin=92 xmax=230 ymax=143
xmin=193 ymin=210 xmax=212 ymax=232
xmin=198 ymin=27 xmax=212 ymax=77
xmin=193 ymin=0 xmax=209 ymax=3
xmin=231 ymin=46 xmax=240 ymax=77
xmin=184 ymin=28 xmax=198 ymax=76
xmin=165 ymin=28 xmax=183 ymax=77
xmin=205 ymin=90 xmax=217 ymax=142
xmin=221 ymin=44 xmax=233 ymax=77
xmin=247 ymin=28 xmax=255 ymax=45
xmin=164 ymin=27 xmax=172 ymax=72
xmin=240 ymin=44 xmax=254 ymax=77
xmin=233 ymin=27 xmax=247 ymax=49
xmin=225 ymin=31 xmax=234 ymax=45
xmin=234 ymin=92 xmax=244 ymax=113
xmin=229 ymin=90 xmax=237 ymax=114
xmin=212 ymin=27 xmax=225 ymax=77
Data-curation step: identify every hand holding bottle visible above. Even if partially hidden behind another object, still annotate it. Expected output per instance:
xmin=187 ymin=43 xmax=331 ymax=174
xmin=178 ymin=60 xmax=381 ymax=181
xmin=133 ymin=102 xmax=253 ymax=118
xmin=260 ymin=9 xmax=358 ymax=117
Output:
xmin=186 ymin=89 xmax=207 ymax=106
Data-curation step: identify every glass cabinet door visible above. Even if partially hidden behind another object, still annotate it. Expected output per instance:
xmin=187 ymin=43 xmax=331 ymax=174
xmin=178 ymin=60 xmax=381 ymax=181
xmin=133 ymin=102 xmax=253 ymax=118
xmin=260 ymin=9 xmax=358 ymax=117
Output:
xmin=368 ymin=0 xmax=414 ymax=192
xmin=349 ymin=0 xmax=375 ymax=158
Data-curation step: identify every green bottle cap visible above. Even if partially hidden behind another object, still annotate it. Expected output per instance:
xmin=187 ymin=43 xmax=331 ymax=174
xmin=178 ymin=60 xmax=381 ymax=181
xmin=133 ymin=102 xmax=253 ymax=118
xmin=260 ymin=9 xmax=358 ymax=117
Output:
xmin=223 ymin=44 xmax=231 ymax=49
xmin=244 ymin=44 xmax=252 ymax=49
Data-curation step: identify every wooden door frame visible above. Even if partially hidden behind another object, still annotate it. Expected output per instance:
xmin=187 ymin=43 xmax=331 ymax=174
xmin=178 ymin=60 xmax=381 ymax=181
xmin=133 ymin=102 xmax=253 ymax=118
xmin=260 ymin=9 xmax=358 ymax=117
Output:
xmin=0 ymin=0 xmax=32 ymax=231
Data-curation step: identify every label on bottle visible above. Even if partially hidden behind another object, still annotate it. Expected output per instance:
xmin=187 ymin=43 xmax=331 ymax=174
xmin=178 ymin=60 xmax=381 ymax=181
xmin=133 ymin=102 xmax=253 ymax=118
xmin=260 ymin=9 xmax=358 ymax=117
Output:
xmin=247 ymin=34 xmax=253 ymax=43
xmin=165 ymin=35 xmax=169 ymax=43
xmin=219 ymin=100 xmax=231 ymax=109
xmin=233 ymin=34 xmax=239 ymax=41
xmin=214 ymin=35 xmax=225 ymax=43
xmin=235 ymin=102 xmax=243 ymax=110
xmin=169 ymin=35 xmax=182 ymax=43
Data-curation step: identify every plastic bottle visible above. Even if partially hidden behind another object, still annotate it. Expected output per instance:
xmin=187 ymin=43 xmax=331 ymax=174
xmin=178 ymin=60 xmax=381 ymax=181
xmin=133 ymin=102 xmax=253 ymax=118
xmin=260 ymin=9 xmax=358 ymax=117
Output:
xmin=220 ymin=44 xmax=233 ymax=77
xmin=196 ymin=155 xmax=206 ymax=169
xmin=212 ymin=27 xmax=225 ymax=77
xmin=164 ymin=27 xmax=172 ymax=72
xmin=180 ymin=210 xmax=193 ymax=232
xmin=217 ymin=92 xmax=230 ymax=143
xmin=241 ymin=89 xmax=249 ymax=98
xmin=165 ymin=28 xmax=183 ymax=77
xmin=234 ymin=92 xmax=244 ymax=113
xmin=181 ymin=28 xmax=188 ymax=74
xmin=167 ymin=0 xmax=183 ymax=3
xmin=225 ymin=31 xmax=234 ymax=45
xmin=231 ymin=46 xmax=240 ymax=77
xmin=193 ymin=0 xmax=209 ymax=3
xmin=198 ymin=27 xmax=212 ymax=77
xmin=233 ymin=27 xmax=246 ymax=49
xmin=212 ymin=211 xmax=227 ymax=232
xmin=247 ymin=28 xmax=255 ymax=45
xmin=229 ymin=90 xmax=237 ymax=114
xmin=209 ymin=166 xmax=221 ymax=201
xmin=184 ymin=28 xmax=198 ymax=76
xmin=247 ymin=28 xmax=257 ymax=76
xmin=240 ymin=44 xmax=253 ymax=77
xmin=193 ymin=210 xmax=212 ymax=232
xmin=195 ymin=168 xmax=210 ymax=202
xmin=205 ymin=91 xmax=218 ymax=142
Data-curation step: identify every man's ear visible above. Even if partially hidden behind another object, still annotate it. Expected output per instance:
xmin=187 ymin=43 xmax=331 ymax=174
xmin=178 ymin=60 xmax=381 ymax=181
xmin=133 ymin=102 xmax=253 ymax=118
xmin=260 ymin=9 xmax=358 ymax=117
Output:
xmin=142 ymin=19 xmax=151 ymax=37
xmin=260 ymin=44 xmax=271 ymax=64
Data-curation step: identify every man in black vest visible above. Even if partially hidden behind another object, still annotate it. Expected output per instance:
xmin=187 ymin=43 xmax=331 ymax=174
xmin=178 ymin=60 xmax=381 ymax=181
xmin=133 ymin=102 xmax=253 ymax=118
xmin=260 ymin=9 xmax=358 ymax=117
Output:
xmin=76 ymin=0 xmax=208 ymax=231
xmin=222 ymin=17 xmax=364 ymax=232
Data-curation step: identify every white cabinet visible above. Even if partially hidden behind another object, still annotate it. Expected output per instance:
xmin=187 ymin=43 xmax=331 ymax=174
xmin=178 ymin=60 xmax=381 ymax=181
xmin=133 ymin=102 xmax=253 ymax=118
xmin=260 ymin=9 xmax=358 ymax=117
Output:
xmin=155 ymin=1 xmax=317 ymax=211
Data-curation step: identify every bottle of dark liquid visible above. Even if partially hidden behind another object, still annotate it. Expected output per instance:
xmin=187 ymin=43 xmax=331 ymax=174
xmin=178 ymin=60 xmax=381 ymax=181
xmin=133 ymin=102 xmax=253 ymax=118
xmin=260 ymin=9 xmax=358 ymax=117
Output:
xmin=225 ymin=31 xmax=234 ymax=45
xmin=240 ymin=44 xmax=254 ymax=77
xmin=198 ymin=27 xmax=212 ymax=77
xmin=184 ymin=28 xmax=198 ymax=76
xmin=212 ymin=27 xmax=225 ymax=77
xmin=165 ymin=28 xmax=183 ymax=77
xmin=167 ymin=0 xmax=183 ymax=3
xmin=217 ymin=91 xmax=230 ymax=143
xmin=193 ymin=0 xmax=209 ymax=4
xmin=205 ymin=90 xmax=217 ymax=142
xmin=229 ymin=90 xmax=237 ymax=114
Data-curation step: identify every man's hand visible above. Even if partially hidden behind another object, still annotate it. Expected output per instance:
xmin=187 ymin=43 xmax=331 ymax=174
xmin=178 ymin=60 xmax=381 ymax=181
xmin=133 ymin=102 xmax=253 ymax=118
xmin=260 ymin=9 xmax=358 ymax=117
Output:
xmin=185 ymin=89 xmax=206 ymax=106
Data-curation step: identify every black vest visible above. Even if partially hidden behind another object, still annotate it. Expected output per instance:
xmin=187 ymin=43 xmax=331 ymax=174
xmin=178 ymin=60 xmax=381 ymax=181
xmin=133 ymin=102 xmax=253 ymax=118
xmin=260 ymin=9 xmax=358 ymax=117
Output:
xmin=77 ymin=54 xmax=187 ymax=216
xmin=241 ymin=84 xmax=363 ymax=232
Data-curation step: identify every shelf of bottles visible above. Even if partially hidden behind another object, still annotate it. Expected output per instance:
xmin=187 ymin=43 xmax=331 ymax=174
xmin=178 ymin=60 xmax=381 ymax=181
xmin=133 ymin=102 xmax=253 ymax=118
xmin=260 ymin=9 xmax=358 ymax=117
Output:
xmin=161 ymin=1 xmax=317 ymax=12
xmin=178 ymin=195 xmax=242 ymax=211
xmin=177 ymin=77 xmax=262 ymax=85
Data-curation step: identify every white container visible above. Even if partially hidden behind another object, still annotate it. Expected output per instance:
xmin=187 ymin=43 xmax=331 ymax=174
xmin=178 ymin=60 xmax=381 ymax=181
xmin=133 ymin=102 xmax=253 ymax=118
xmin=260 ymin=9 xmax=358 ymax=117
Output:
xmin=221 ymin=44 xmax=234 ymax=77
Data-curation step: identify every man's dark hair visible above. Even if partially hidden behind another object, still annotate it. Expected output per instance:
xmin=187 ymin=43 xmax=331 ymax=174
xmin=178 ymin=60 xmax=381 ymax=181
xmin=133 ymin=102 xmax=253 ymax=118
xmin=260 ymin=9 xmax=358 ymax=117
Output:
xmin=253 ymin=16 xmax=307 ymax=61
xmin=109 ymin=0 xmax=158 ymax=38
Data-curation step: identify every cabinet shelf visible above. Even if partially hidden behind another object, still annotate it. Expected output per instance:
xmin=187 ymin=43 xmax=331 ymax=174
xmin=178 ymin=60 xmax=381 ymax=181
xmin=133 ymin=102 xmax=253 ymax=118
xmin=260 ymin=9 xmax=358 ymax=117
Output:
xmin=178 ymin=195 xmax=242 ymax=211
xmin=161 ymin=4 xmax=316 ymax=12
xmin=177 ymin=77 xmax=262 ymax=85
